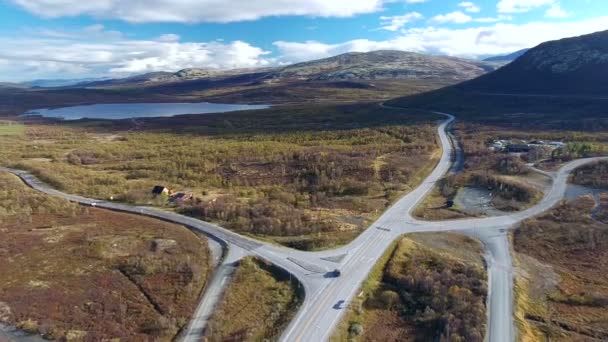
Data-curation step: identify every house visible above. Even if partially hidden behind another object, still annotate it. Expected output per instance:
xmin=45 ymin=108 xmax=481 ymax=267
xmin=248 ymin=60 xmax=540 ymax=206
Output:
xmin=506 ymin=144 xmax=531 ymax=153
xmin=548 ymin=141 xmax=566 ymax=148
xmin=169 ymin=192 xmax=193 ymax=203
xmin=529 ymin=140 xmax=545 ymax=145
xmin=152 ymin=185 xmax=170 ymax=196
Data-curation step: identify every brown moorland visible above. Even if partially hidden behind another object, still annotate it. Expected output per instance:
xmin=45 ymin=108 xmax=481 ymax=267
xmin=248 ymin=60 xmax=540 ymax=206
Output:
xmin=513 ymin=195 xmax=608 ymax=341
xmin=0 ymin=171 xmax=211 ymax=341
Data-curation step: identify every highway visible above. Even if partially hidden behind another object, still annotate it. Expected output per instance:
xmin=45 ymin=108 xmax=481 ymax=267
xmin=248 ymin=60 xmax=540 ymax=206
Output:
xmin=3 ymin=111 xmax=607 ymax=342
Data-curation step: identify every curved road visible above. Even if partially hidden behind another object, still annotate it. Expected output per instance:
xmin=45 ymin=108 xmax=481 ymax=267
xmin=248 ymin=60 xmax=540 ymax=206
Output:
xmin=3 ymin=111 xmax=607 ymax=342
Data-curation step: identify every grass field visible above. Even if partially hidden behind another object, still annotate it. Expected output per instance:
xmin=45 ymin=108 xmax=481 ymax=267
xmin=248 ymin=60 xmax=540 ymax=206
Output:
xmin=204 ymin=257 xmax=301 ymax=341
xmin=333 ymin=233 xmax=487 ymax=342
xmin=0 ymin=171 xmax=211 ymax=341
xmin=0 ymin=121 xmax=24 ymax=136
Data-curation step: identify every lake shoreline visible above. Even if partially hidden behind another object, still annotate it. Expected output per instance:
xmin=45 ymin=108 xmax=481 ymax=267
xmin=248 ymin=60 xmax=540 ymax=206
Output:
xmin=21 ymin=102 xmax=271 ymax=121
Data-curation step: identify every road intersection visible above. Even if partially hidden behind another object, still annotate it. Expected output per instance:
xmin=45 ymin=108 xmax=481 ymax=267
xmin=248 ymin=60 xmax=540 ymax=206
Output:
xmin=4 ymin=112 xmax=607 ymax=342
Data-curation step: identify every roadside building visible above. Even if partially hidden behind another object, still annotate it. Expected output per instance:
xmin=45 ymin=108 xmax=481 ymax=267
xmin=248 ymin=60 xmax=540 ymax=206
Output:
xmin=506 ymin=144 xmax=531 ymax=153
xmin=152 ymin=185 xmax=170 ymax=196
xmin=170 ymin=192 xmax=193 ymax=204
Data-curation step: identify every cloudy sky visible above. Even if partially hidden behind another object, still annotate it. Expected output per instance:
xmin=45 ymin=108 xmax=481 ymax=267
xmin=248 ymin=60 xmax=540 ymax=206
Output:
xmin=1 ymin=0 xmax=607 ymax=81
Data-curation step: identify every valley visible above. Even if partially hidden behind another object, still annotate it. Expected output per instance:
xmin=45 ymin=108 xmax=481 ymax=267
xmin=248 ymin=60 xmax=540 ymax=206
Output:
xmin=0 ymin=24 xmax=607 ymax=342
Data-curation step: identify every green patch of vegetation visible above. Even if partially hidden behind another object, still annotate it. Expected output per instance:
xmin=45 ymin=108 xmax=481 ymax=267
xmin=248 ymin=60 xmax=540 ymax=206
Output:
xmin=205 ymin=257 xmax=302 ymax=341
xmin=0 ymin=121 xmax=24 ymax=136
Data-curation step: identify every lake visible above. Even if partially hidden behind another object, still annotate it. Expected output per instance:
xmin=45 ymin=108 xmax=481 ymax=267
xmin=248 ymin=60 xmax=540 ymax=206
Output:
xmin=22 ymin=102 xmax=270 ymax=120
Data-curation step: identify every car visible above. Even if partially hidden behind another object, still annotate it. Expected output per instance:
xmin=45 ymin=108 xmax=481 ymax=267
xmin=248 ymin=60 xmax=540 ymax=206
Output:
xmin=333 ymin=300 xmax=345 ymax=310
xmin=332 ymin=269 xmax=341 ymax=277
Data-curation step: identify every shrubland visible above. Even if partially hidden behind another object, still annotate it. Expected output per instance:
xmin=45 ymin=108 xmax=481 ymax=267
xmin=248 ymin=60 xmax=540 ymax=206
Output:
xmin=1 ymin=104 xmax=442 ymax=249
xmin=571 ymin=160 xmax=608 ymax=189
xmin=513 ymin=195 xmax=608 ymax=340
xmin=0 ymin=171 xmax=210 ymax=341
xmin=333 ymin=234 xmax=487 ymax=341
xmin=205 ymin=257 xmax=301 ymax=341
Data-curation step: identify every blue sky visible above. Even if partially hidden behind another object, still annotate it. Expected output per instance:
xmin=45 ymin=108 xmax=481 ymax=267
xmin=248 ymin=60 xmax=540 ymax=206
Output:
xmin=0 ymin=0 xmax=607 ymax=81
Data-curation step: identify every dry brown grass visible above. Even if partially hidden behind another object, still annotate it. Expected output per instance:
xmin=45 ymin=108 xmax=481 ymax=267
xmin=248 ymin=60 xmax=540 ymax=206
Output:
xmin=0 ymin=171 xmax=210 ymax=341
xmin=513 ymin=196 xmax=608 ymax=340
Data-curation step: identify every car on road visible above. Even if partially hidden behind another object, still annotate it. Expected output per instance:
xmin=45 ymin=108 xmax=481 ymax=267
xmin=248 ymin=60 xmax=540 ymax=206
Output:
xmin=325 ymin=269 xmax=341 ymax=278
xmin=333 ymin=300 xmax=345 ymax=310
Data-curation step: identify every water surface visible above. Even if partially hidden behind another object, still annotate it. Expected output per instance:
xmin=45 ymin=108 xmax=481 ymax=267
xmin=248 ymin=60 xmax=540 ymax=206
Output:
xmin=22 ymin=102 xmax=270 ymax=120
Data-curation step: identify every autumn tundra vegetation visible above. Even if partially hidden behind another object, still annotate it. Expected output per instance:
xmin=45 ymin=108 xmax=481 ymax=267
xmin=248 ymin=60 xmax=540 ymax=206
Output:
xmin=333 ymin=234 xmax=487 ymax=342
xmin=204 ymin=257 xmax=302 ymax=341
xmin=0 ymin=171 xmax=211 ymax=341
xmin=2 ymin=104 xmax=442 ymax=250
xmin=513 ymin=195 xmax=608 ymax=341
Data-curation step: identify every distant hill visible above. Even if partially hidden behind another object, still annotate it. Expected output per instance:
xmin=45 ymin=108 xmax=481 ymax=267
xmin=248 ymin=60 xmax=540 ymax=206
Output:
xmin=270 ymin=50 xmax=497 ymax=82
xmin=0 ymin=82 xmax=24 ymax=89
xmin=483 ymin=49 xmax=529 ymax=62
xmin=83 ymin=68 xmax=274 ymax=87
xmin=80 ymin=50 xmax=498 ymax=89
xmin=23 ymin=78 xmax=111 ymax=88
xmin=462 ymin=30 xmax=608 ymax=95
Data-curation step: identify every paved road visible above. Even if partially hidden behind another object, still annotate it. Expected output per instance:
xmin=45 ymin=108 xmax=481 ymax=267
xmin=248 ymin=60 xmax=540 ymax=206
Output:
xmin=182 ymin=246 xmax=248 ymax=342
xmin=4 ymin=111 xmax=607 ymax=342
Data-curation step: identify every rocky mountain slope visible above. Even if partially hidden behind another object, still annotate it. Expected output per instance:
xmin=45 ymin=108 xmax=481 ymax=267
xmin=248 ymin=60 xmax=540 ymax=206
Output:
xmin=85 ymin=67 xmax=271 ymax=87
xmin=269 ymin=50 xmax=496 ymax=81
xmin=81 ymin=50 xmax=497 ymax=88
xmin=462 ymin=30 xmax=608 ymax=95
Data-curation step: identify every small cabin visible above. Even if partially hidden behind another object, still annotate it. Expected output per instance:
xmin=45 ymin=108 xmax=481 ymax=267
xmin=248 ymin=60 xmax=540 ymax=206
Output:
xmin=170 ymin=192 xmax=193 ymax=203
xmin=506 ymin=144 xmax=531 ymax=153
xmin=152 ymin=185 xmax=170 ymax=196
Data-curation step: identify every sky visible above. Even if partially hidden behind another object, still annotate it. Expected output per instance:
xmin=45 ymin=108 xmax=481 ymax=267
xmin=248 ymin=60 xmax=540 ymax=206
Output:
xmin=0 ymin=0 xmax=607 ymax=81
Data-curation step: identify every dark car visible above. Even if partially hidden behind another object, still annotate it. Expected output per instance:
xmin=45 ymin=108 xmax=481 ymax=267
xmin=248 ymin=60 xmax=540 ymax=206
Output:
xmin=333 ymin=300 xmax=345 ymax=310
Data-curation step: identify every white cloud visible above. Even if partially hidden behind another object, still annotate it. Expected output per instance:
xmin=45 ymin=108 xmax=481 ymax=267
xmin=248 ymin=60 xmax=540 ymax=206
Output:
xmin=497 ymin=0 xmax=555 ymax=13
xmin=9 ymin=0 xmax=421 ymax=23
xmin=379 ymin=12 xmax=423 ymax=31
xmin=0 ymin=26 xmax=272 ymax=81
xmin=545 ymin=3 xmax=570 ymax=18
xmin=157 ymin=34 xmax=181 ymax=42
xmin=430 ymin=11 xmax=472 ymax=24
xmin=474 ymin=15 xmax=513 ymax=23
xmin=459 ymin=2 xmax=481 ymax=13
xmin=2 ymin=14 xmax=608 ymax=82
xmin=274 ymin=16 xmax=608 ymax=62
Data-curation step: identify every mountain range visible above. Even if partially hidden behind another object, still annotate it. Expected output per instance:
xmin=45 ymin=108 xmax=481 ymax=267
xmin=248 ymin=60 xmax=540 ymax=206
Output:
xmin=79 ymin=51 xmax=499 ymax=89
xmin=462 ymin=30 xmax=608 ymax=95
